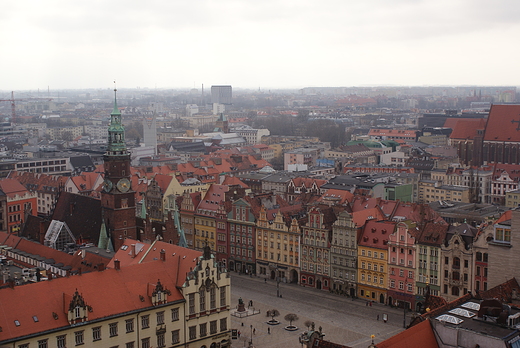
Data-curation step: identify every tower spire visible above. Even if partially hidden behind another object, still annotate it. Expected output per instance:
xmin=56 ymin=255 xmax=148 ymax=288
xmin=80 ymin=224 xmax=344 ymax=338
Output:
xmin=112 ymin=80 xmax=120 ymax=116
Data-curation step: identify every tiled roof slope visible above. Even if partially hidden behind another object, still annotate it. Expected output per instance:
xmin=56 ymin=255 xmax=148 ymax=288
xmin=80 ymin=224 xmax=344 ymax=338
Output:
xmin=483 ymin=104 xmax=520 ymax=142
xmin=107 ymin=239 xmax=203 ymax=288
xmin=0 ymin=260 xmax=184 ymax=343
xmin=376 ymin=318 xmax=439 ymax=348
xmin=449 ymin=118 xmax=486 ymax=140
xmin=51 ymin=192 xmax=101 ymax=244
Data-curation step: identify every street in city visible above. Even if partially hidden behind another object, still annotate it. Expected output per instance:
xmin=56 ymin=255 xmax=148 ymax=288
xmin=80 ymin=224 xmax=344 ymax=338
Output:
xmin=230 ymin=273 xmax=408 ymax=348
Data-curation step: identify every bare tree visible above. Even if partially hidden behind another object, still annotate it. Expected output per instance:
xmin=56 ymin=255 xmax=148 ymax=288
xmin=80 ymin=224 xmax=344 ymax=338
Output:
xmin=266 ymin=309 xmax=280 ymax=322
xmin=284 ymin=313 xmax=299 ymax=327
xmin=304 ymin=320 xmax=313 ymax=330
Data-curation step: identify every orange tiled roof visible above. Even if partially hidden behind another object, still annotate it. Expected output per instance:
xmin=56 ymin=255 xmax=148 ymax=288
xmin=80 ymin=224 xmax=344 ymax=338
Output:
xmin=449 ymin=118 xmax=486 ymax=140
xmin=0 ymin=260 xmax=185 ymax=342
xmin=0 ymin=178 xmax=29 ymax=198
xmin=358 ymin=220 xmax=396 ymax=249
xmin=352 ymin=207 xmax=384 ymax=227
xmin=376 ymin=318 xmax=439 ymax=348
xmin=484 ymin=104 xmax=520 ymax=142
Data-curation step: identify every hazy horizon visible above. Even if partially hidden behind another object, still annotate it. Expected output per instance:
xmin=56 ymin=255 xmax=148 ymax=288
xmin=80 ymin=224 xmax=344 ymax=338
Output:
xmin=2 ymin=0 xmax=520 ymax=91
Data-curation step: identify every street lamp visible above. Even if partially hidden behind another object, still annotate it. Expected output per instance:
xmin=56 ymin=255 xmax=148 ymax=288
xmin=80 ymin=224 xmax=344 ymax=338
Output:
xmin=249 ymin=324 xmax=253 ymax=347
xmin=276 ymin=268 xmax=281 ymax=298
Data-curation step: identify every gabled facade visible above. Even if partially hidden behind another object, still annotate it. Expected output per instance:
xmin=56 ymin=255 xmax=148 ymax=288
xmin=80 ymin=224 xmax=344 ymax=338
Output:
xmin=194 ymin=185 xmax=229 ymax=252
xmin=180 ymin=191 xmax=200 ymax=248
xmin=357 ymin=220 xmax=395 ymax=304
xmin=440 ymin=224 xmax=477 ymax=302
xmin=387 ymin=220 xmax=418 ymax=310
xmin=227 ymin=197 xmax=256 ymax=274
xmin=255 ymin=205 xmax=300 ymax=283
xmin=415 ymin=222 xmax=447 ymax=311
xmin=330 ymin=210 xmax=358 ymax=297
xmin=300 ymin=206 xmax=334 ymax=290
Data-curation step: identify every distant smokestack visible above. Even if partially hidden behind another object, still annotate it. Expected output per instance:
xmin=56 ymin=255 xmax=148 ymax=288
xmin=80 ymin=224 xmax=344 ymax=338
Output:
xmin=114 ymin=259 xmax=120 ymax=270
xmin=160 ymin=249 xmax=165 ymax=262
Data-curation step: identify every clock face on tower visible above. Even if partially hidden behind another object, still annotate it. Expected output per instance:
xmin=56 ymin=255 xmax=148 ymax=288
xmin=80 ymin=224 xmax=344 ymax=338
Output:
xmin=117 ymin=178 xmax=131 ymax=193
xmin=103 ymin=179 xmax=113 ymax=192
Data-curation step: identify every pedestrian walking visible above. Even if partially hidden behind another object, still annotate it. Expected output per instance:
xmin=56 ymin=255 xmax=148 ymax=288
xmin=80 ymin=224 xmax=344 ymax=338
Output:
xmin=238 ymin=331 xmax=241 ymax=338
xmin=264 ymin=278 xmax=267 ymax=283
xmin=366 ymin=301 xmax=368 ymax=306
xmin=268 ymin=327 xmax=270 ymax=334
xmin=369 ymin=301 xmax=372 ymax=307
xmin=377 ymin=314 xmax=379 ymax=321
xmin=253 ymin=328 xmax=256 ymax=335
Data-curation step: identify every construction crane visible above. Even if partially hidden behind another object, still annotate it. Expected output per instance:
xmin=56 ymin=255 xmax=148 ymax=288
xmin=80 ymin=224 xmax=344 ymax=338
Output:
xmin=0 ymin=91 xmax=54 ymax=122
xmin=0 ymin=91 xmax=16 ymax=120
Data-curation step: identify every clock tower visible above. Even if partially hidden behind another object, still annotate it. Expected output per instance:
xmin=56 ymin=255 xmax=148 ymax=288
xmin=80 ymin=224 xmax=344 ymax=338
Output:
xmin=100 ymin=88 xmax=137 ymax=251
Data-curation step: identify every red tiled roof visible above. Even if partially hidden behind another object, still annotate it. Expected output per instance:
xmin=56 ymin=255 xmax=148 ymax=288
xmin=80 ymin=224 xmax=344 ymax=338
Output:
xmin=108 ymin=238 xmax=202 ymax=288
xmin=376 ymin=318 xmax=439 ymax=348
xmin=0 ymin=260 xmax=185 ymax=342
xmin=484 ymin=104 xmax=520 ymax=142
xmin=449 ymin=118 xmax=487 ymax=140
xmin=0 ymin=178 xmax=29 ymax=198
xmin=318 ymin=189 xmax=354 ymax=205
xmin=352 ymin=207 xmax=384 ymax=227
xmin=358 ymin=220 xmax=396 ymax=249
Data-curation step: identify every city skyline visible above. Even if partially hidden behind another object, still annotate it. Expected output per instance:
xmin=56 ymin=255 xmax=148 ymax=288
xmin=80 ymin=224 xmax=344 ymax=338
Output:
xmin=2 ymin=0 xmax=520 ymax=90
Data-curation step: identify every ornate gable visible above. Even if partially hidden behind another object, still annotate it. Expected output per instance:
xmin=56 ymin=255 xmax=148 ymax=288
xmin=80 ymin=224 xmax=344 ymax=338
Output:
xmin=67 ymin=290 xmax=90 ymax=325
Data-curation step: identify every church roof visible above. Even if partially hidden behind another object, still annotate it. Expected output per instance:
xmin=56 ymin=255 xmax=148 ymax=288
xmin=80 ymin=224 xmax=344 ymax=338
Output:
xmin=483 ymin=104 xmax=520 ymax=142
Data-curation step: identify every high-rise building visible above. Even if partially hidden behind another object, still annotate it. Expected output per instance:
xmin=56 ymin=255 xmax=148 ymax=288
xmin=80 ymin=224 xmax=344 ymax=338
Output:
xmin=211 ymin=85 xmax=232 ymax=105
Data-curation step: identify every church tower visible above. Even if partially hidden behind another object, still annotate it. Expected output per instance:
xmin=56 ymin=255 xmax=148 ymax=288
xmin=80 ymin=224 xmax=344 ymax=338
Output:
xmin=100 ymin=88 xmax=137 ymax=251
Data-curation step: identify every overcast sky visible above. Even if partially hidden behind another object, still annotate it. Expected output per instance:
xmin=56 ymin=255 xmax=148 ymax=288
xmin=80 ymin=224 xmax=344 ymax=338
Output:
xmin=2 ymin=0 xmax=520 ymax=91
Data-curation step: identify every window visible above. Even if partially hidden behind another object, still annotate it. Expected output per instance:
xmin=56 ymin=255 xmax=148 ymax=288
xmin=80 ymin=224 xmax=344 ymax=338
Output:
xmin=200 ymin=323 xmax=207 ymax=337
xmin=142 ymin=315 xmax=150 ymax=329
xmin=57 ymin=335 xmax=66 ymax=348
xmin=38 ymin=341 xmax=48 ymax=348
xmin=141 ymin=337 xmax=150 ymax=348
xmin=210 ymin=287 xmax=216 ymax=309
xmin=171 ymin=308 xmax=179 ymax=321
xmin=210 ymin=320 xmax=218 ymax=334
xmin=220 ymin=318 xmax=227 ymax=332
xmin=189 ymin=293 xmax=195 ymax=314
xmin=109 ymin=323 xmax=118 ymax=337
xmin=75 ymin=331 xmax=84 ymax=346
xmin=200 ymin=288 xmax=206 ymax=311
xmin=126 ymin=342 xmax=135 ymax=348
xmin=155 ymin=311 xmax=164 ymax=325
xmin=92 ymin=327 xmax=101 ymax=341
xmin=126 ymin=319 xmax=134 ymax=333
xmin=172 ymin=330 xmax=180 ymax=344
xmin=189 ymin=326 xmax=197 ymax=340
xmin=157 ymin=332 xmax=165 ymax=348
xmin=19 ymin=345 xmax=29 ymax=348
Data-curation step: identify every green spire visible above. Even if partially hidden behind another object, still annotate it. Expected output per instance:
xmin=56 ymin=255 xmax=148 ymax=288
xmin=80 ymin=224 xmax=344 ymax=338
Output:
xmin=140 ymin=199 xmax=147 ymax=219
xmin=98 ymin=220 xmax=115 ymax=252
xmin=106 ymin=86 xmax=127 ymax=155
xmin=112 ymin=88 xmax=121 ymax=116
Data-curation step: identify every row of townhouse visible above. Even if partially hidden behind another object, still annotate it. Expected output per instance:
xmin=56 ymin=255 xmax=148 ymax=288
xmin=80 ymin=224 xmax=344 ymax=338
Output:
xmin=175 ymin=181 xmax=503 ymax=312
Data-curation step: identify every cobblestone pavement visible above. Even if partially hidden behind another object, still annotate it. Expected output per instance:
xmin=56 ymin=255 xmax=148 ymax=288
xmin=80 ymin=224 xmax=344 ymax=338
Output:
xmin=230 ymin=273 xmax=408 ymax=348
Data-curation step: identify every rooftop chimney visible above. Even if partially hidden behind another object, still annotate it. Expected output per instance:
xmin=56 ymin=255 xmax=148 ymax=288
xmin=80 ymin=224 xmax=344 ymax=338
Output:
xmin=131 ymin=244 xmax=136 ymax=258
xmin=114 ymin=259 xmax=120 ymax=270
xmin=160 ymin=249 xmax=165 ymax=262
